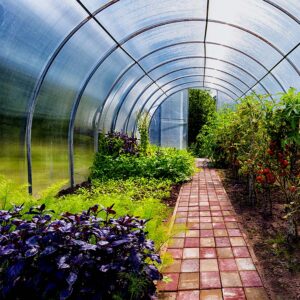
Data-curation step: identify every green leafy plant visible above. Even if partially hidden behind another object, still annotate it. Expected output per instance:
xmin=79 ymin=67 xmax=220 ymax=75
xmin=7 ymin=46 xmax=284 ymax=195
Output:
xmin=137 ymin=113 xmax=151 ymax=156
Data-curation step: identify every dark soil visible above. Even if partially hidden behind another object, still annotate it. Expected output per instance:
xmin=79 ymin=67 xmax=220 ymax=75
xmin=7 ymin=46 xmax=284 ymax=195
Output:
xmin=57 ymin=181 xmax=92 ymax=197
xmin=164 ymin=183 xmax=182 ymax=207
xmin=218 ymin=169 xmax=300 ymax=300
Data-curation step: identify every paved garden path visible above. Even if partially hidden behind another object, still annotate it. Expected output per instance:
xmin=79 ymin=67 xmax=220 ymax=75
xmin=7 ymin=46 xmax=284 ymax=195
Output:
xmin=158 ymin=159 xmax=269 ymax=300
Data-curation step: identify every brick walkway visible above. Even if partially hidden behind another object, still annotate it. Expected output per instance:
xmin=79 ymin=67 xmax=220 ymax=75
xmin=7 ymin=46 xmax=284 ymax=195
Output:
xmin=158 ymin=161 xmax=269 ymax=300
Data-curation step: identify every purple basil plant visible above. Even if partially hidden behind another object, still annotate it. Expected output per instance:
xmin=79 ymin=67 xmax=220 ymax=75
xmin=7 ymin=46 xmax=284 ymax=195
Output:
xmin=0 ymin=204 xmax=162 ymax=300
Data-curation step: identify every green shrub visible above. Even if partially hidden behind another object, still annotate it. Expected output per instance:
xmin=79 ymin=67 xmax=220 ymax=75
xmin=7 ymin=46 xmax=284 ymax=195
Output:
xmin=90 ymin=146 xmax=195 ymax=184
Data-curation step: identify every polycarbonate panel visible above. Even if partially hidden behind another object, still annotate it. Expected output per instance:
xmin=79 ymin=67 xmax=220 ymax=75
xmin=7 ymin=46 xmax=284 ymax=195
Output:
xmin=0 ymin=0 xmax=87 ymax=185
xmin=100 ymin=65 xmax=145 ymax=132
xmin=272 ymin=60 xmax=300 ymax=91
xmin=149 ymin=106 xmax=161 ymax=146
xmin=265 ymin=0 xmax=300 ymax=21
xmin=123 ymin=22 xmax=206 ymax=60
xmin=162 ymin=76 xmax=204 ymax=91
xmin=74 ymin=48 xmax=133 ymax=184
xmin=95 ymin=0 xmax=206 ymax=42
xmin=206 ymin=43 xmax=267 ymax=78
xmin=140 ymin=43 xmax=205 ymax=71
xmin=210 ymin=0 xmax=300 ymax=53
xmin=205 ymin=68 xmax=249 ymax=91
xmin=206 ymin=23 xmax=282 ymax=69
xmin=115 ymin=76 xmax=153 ymax=131
xmin=149 ymin=57 xmax=205 ymax=80
xmin=157 ymin=70 xmax=205 ymax=86
xmin=81 ymin=0 xmax=113 ymax=12
xmin=205 ymin=58 xmax=259 ymax=88
xmin=127 ymin=88 xmax=164 ymax=133
xmin=260 ymin=73 xmax=285 ymax=95
xmin=288 ymin=46 xmax=300 ymax=68
xmin=31 ymin=19 xmax=115 ymax=191
xmin=216 ymin=92 xmax=235 ymax=109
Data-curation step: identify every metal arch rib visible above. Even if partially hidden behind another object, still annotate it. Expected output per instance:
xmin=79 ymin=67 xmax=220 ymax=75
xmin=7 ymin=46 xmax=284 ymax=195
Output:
xmin=146 ymin=86 xmax=233 ymax=135
xmin=24 ymin=0 xmax=118 ymax=193
xmin=123 ymin=55 xmax=272 ymax=132
xmin=129 ymin=77 xmax=238 ymax=134
xmin=111 ymin=70 xmax=245 ymax=131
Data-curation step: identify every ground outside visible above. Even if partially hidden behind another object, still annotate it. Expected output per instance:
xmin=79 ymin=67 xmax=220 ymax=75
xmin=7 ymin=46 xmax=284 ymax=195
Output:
xmin=157 ymin=159 xmax=269 ymax=300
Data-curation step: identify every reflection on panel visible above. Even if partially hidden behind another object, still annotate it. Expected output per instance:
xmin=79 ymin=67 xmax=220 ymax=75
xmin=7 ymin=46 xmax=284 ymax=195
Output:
xmin=31 ymin=19 xmax=115 ymax=192
xmin=0 ymin=0 xmax=87 ymax=185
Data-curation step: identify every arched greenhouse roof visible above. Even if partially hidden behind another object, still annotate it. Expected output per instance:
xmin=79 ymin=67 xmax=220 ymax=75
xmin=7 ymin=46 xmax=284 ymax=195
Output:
xmin=0 ymin=0 xmax=299 ymax=192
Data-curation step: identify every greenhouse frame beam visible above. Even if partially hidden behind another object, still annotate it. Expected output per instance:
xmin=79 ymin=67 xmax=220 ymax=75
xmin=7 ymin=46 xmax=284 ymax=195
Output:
xmin=111 ymin=73 xmax=242 ymax=131
xmin=123 ymin=55 xmax=272 ymax=132
xmin=240 ymin=43 xmax=300 ymax=98
xmin=130 ymin=78 xmax=237 ymax=134
xmin=203 ymin=0 xmax=210 ymax=87
xmin=111 ymin=65 xmax=253 ymax=131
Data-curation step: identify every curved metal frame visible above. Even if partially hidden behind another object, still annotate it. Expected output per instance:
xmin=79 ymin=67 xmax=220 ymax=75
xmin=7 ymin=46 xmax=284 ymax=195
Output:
xmin=123 ymin=55 xmax=273 ymax=132
xmin=111 ymin=71 xmax=246 ymax=131
xmin=22 ymin=0 xmax=300 ymax=192
xmin=110 ymin=40 xmax=284 ymax=131
xmin=129 ymin=77 xmax=237 ymax=134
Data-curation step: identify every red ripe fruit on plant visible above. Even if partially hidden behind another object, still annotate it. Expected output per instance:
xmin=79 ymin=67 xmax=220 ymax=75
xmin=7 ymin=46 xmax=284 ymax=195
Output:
xmin=266 ymin=173 xmax=276 ymax=184
xmin=289 ymin=186 xmax=297 ymax=193
xmin=257 ymin=170 xmax=264 ymax=175
xmin=256 ymin=175 xmax=265 ymax=184
xmin=281 ymin=160 xmax=289 ymax=169
xmin=267 ymin=149 xmax=274 ymax=156
xmin=263 ymin=168 xmax=270 ymax=174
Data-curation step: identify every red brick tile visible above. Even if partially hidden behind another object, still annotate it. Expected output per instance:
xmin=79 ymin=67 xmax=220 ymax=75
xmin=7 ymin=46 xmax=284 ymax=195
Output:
xmin=167 ymin=249 xmax=183 ymax=259
xmin=200 ymin=271 xmax=221 ymax=289
xmin=181 ymin=259 xmax=200 ymax=272
xmin=175 ymin=218 xmax=187 ymax=224
xmin=219 ymin=258 xmax=238 ymax=271
xmin=177 ymin=207 xmax=188 ymax=212
xmin=200 ymin=237 xmax=215 ymax=247
xmin=217 ymin=247 xmax=234 ymax=258
xmin=200 ymin=289 xmax=223 ymax=300
xmin=200 ymin=229 xmax=214 ymax=237
xmin=163 ymin=259 xmax=181 ymax=273
xmin=186 ymin=230 xmax=200 ymax=237
xmin=222 ymin=287 xmax=246 ymax=300
xmin=184 ymin=238 xmax=199 ymax=248
xmin=200 ymin=259 xmax=219 ymax=271
xmin=200 ymin=247 xmax=217 ymax=258
xmin=200 ymin=223 xmax=213 ymax=229
xmin=215 ymin=237 xmax=231 ymax=247
xmin=226 ymin=222 xmax=239 ymax=229
xmin=214 ymin=229 xmax=228 ymax=237
xmin=183 ymin=248 xmax=199 ymax=259
xmin=188 ymin=211 xmax=200 ymax=217
xmin=236 ymin=258 xmax=256 ymax=271
xmin=230 ymin=237 xmax=246 ymax=247
xmin=177 ymin=290 xmax=199 ymax=300
xmin=158 ymin=292 xmax=177 ymax=300
xmin=232 ymin=247 xmax=250 ymax=258
xmin=244 ymin=287 xmax=269 ymax=300
xmin=157 ymin=273 xmax=179 ymax=291
xmin=213 ymin=222 xmax=226 ymax=229
xmin=220 ymin=271 xmax=242 ymax=287
xmin=228 ymin=229 xmax=242 ymax=237
xmin=199 ymin=206 xmax=210 ymax=211
xmin=212 ymin=211 xmax=223 ymax=216
xmin=169 ymin=238 xmax=184 ymax=248
xmin=200 ymin=211 xmax=211 ymax=216
xmin=240 ymin=271 xmax=263 ymax=287
xmin=178 ymin=272 xmax=199 ymax=290
xmin=188 ymin=206 xmax=199 ymax=211
xmin=200 ymin=216 xmax=212 ymax=223
xmin=187 ymin=217 xmax=199 ymax=223
xmin=224 ymin=216 xmax=237 ymax=222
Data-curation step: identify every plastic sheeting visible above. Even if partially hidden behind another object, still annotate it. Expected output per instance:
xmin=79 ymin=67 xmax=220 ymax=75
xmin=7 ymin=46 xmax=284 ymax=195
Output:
xmin=0 ymin=0 xmax=299 ymax=192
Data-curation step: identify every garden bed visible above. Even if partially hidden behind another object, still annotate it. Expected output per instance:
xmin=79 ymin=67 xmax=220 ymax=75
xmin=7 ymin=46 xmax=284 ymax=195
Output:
xmin=219 ymin=169 xmax=300 ymax=300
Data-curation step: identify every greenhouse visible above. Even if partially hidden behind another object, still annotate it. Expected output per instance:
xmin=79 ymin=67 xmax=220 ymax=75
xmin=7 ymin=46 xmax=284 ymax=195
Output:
xmin=0 ymin=1 xmax=299 ymax=299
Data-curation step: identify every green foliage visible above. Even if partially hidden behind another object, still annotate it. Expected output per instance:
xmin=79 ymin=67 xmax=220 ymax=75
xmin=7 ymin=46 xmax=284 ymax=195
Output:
xmin=137 ymin=113 xmax=151 ymax=156
xmin=188 ymin=89 xmax=216 ymax=147
xmin=90 ymin=146 xmax=195 ymax=184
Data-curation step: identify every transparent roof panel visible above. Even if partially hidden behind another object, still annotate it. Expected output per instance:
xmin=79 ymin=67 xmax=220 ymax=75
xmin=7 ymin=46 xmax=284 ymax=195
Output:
xmin=148 ymin=57 xmax=205 ymax=80
xmin=122 ymin=22 xmax=206 ymax=60
xmin=95 ymin=0 xmax=207 ymax=42
xmin=206 ymin=23 xmax=283 ymax=69
xmin=272 ymin=59 xmax=300 ymax=91
xmin=139 ymin=43 xmax=205 ymax=72
xmin=80 ymin=0 xmax=113 ymax=12
xmin=268 ymin=0 xmax=300 ymax=21
xmin=209 ymin=0 xmax=300 ymax=53
xmin=157 ymin=69 xmax=205 ymax=86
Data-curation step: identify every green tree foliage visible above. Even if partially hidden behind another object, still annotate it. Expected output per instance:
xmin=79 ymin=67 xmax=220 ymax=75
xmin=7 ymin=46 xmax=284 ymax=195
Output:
xmin=188 ymin=89 xmax=216 ymax=147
